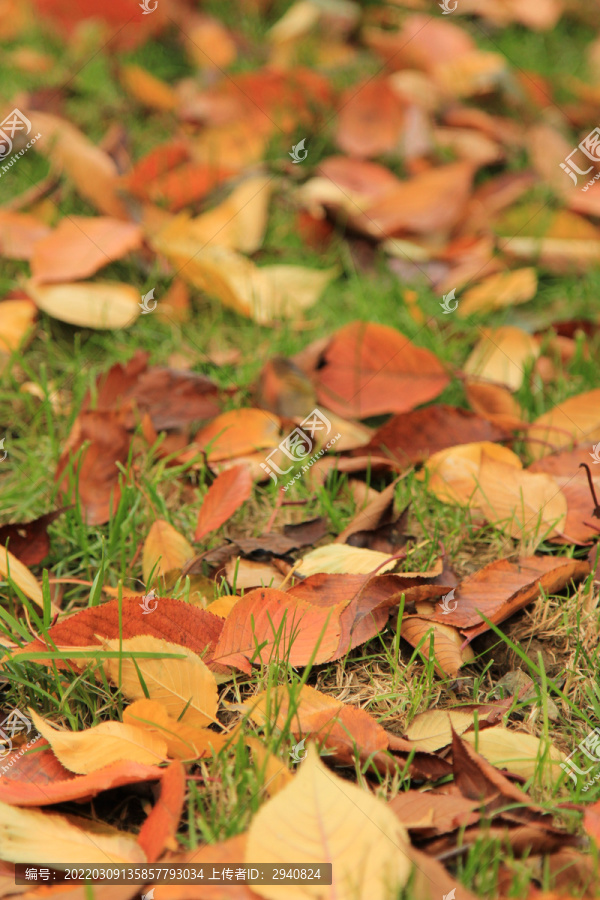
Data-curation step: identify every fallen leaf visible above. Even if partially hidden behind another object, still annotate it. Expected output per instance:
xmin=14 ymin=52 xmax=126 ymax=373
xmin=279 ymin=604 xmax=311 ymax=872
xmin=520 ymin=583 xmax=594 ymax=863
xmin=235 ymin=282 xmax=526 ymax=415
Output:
xmin=464 ymin=378 xmax=527 ymax=430
xmin=0 ymin=509 xmax=65 ymax=566
xmin=120 ymin=64 xmax=178 ymax=111
xmin=400 ymin=617 xmax=475 ymax=677
xmin=363 ymin=405 xmax=507 ymax=465
xmin=0 ymin=297 xmax=37 ymax=357
xmin=335 ymin=78 xmax=405 ymax=158
xmin=142 ymin=520 xmax=194 ymax=584
xmin=213 ymin=588 xmax=343 ymax=671
xmin=457 ymin=268 xmax=538 ymax=317
xmin=314 ymin=321 xmax=450 ymax=418
xmin=102 ymin=635 xmax=220 ymax=727
xmin=195 ymin=465 xmax=253 ymax=542
xmin=477 ymin=452 xmax=567 ymax=540
xmin=31 ymin=217 xmax=142 ymax=284
xmin=404 ymin=709 xmax=475 ymax=752
xmin=421 ymin=441 xmax=522 ymax=506
xmin=0 ymin=801 xmax=146 ymax=864
xmin=462 ymin=725 xmax=565 ymax=780
xmin=296 ymin=543 xmax=398 ymax=576
xmin=245 ymin=744 xmax=411 ymax=900
xmin=28 ymin=710 xmax=167 ymax=775
xmin=464 ymin=326 xmax=540 ymax=390
xmin=0 ymin=545 xmax=52 ymax=612
xmin=0 ymin=211 xmax=51 ymax=260
xmin=123 ymin=699 xmax=226 ymax=760
xmin=26 ymin=280 xmax=140 ymax=330
xmin=245 ymin=736 xmax=294 ymax=797
xmin=137 ymin=760 xmax=186 ymax=862
xmin=195 ymin=408 xmax=281 ymax=461
xmin=526 ymin=389 xmax=600 ymax=460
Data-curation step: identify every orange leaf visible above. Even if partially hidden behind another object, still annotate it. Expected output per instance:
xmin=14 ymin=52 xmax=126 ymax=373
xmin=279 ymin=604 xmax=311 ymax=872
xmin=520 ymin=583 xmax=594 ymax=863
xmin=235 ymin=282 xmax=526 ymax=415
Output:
xmin=195 ymin=465 xmax=253 ymax=542
xmin=31 ymin=217 xmax=142 ymax=284
xmin=195 ymin=408 xmax=281 ymax=461
xmin=138 ymin=761 xmax=186 ymax=863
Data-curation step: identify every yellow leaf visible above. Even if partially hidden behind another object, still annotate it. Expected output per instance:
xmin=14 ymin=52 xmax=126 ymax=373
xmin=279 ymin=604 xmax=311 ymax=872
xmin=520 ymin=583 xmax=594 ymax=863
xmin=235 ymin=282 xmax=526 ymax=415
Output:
xmin=0 ymin=299 xmax=36 ymax=354
xmin=102 ymin=635 xmax=219 ymax=728
xmin=158 ymin=243 xmax=337 ymax=324
xmin=142 ymin=519 xmax=194 ymax=585
xmin=245 ymin=736 xmax=294 ymax=797
xmin=526 ymin=388 xmax=600 ymax=460
xmin=457 ymin=268 xmax=537 ymax=317
xmin=123 ymin=698 xmax=226 ymax=760
xmin=246 ymin=684 xmax=342 ymax=731
xmin=0 ymin=545 xmax=59 ymax=614
xmin=421 ymin=441 xmax=522 ymax=506
xmin=0 ymin=801 xmax=146 ymax=864
xmin=463 ymin=725 xmax=565 ymax=780
xmin=25 ymin=280 xmax=140 ymax=330
xmin=28 ymin=709 xmax=166 ymax=775
xmin=404 ymin=709 xmax=475 ymax=752
xmin=477 ymin=453 xmax=567 ymax=540
xmin=245 ymin=744 xmax=411 ymax=900
xmin=464 ymin=326 xmax=540 ymax=391
xmin=152 ymin=176 xmax=273 ymax=256
xmin=296 ymin=543 xmax=398 ymax=576
xmin=120 ymin=64 xmax=178 ymax=111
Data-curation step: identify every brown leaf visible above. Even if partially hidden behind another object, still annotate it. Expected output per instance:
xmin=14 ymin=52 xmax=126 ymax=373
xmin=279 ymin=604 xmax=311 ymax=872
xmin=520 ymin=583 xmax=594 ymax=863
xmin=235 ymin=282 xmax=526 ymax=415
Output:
xmin=315 ymin=321 xmax=449 ymax=418
xmin=137 ymin=761 xmax=185 ymax=863
xmin=400 ymin=616 xmax=475 ymax=677
xmin=0 ymin=737 xmax=163 ymax=807
xmin=30 ymin=217 xmax=142 ymax=284
xmin=530 ymin=447 xmax=600 ymax=543
xmin=195 ymin=465 xmax=253 ymax=542
xmin=389 ymin=790 xmax=479 ymax=835
xmin=364 ymin=405 xmax=507 ymax=466
xmin=336 ymin=78 xmax=405 ymax=158
xmin=213 ymin=588 xmax=344 ymax=671
xmin=21 ymin=596 xmax=226 ymax=675
xmin=335 ymin=479 xmax=399 ymax=543
xmin=56 ymin=411 xmax=130 ymax=526
xmin=0 ymin=509 xmax=65 ymax=566
xmin=465 ymin=378 xmax=527 ymax=430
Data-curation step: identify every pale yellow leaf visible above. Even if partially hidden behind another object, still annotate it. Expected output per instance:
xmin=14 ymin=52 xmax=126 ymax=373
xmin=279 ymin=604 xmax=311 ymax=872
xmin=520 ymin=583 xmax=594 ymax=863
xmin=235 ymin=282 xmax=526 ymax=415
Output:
xmin=152 ymin=176 xmax=273 ymax=256
xmin=421 ymin=441 xmax=522 ymax=506
xmin=457 ymin=268 xmax=537 ymax=317
xmin=477 ymin=453 xmax=567 ymax=540
xmin=28 ymin=709 xmax=166 ymax=775
xmin=0 ymin=545 xmax=59 ymax=614
xmin=296 ymin=543 xmax=398 ymax=576
xmin=25 ymin=280 xmax=140 ymax=330
xmin=102 ymin=635 xmax=219 ymax=728
xmin=526 ymin=388 xmax=600 ymax=460
xmin=0 ymin=299 xmax=36 ymax=354
xmin=245 ymin=744 xmax=411 ymax=900
xmin=464 ymin=326 xmax=539 ymax=391
xmin=0 ymin=801 xmax=146 ymax=864
xmin=142 ymin=519 xmax=194 ymax=584
xmin=463 ymin=725 xmax=565 ymax=780
xmin=404 ymin=709 xmax=475 ymax=752
xmin=245 ymin=736 xmax=294 ymax=797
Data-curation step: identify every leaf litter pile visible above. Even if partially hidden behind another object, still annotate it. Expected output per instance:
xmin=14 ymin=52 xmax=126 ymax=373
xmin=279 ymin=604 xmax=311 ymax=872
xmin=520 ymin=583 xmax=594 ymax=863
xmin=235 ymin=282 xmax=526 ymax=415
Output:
xmin=2 ymin=0 xmax=600 ymax=897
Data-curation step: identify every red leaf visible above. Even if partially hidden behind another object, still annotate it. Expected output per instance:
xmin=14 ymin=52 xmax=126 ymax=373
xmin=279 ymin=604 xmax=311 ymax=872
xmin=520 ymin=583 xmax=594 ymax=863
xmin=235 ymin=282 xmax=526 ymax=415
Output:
xmin=195 ymin=465 xmax=253 ymax=542
xmin=138 ymin=761 xmax=186 ymax=863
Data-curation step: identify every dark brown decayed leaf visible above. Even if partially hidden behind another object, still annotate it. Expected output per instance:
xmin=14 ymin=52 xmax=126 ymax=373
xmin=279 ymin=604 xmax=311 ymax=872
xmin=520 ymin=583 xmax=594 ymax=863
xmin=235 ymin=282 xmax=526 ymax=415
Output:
xmin=0 ymin=509 xmax=66 ymax=566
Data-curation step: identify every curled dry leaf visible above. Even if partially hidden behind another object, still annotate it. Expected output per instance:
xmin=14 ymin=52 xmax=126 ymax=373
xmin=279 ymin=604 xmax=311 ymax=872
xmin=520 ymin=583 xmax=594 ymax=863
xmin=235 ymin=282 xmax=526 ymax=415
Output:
xmin=195 ymin=464 xmax=253 ymax=542
xmin=245 ymin=744 xmax=412 ymax=900
xmin=464 ymin=326 xmax=540 ymax=391
xmin=142 ymin=519 xmax=194 ymax=584
xmin=101 ymin=635 xmax=220 ymax=727
xmin=28 ymin=710 xmax=167 ymax=775
xmin=0 ymin=801 xmax=147 ymax=865
xmin=26 ymin=280 xmax=140 ymax=330
xmin=400 ymin=617 xmax=475 ymax=677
